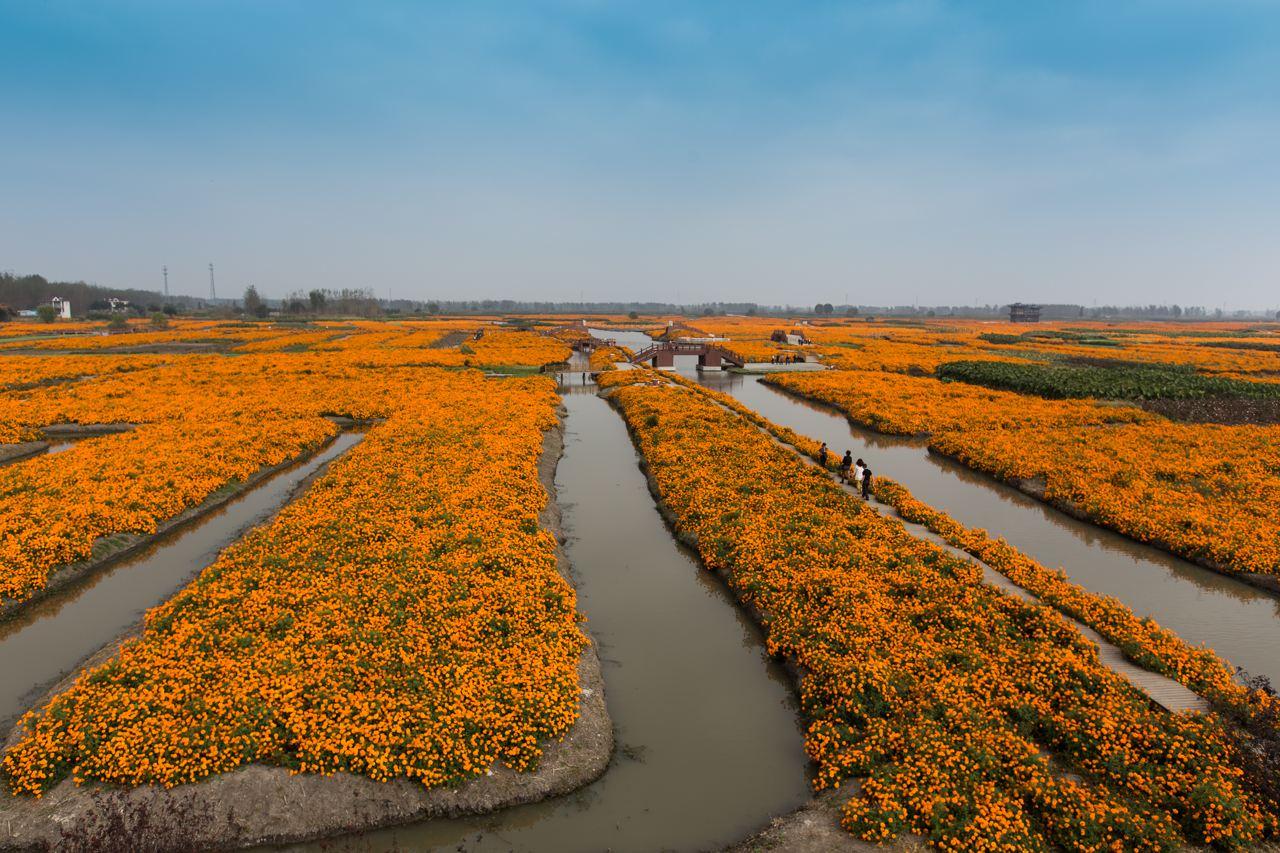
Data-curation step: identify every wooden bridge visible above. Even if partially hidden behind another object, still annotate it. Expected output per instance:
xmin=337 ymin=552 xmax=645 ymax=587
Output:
xmin=570 ymin=336 xmax=616 ymax=353
xmin=630 ymin=341 xmax=745 ymax=369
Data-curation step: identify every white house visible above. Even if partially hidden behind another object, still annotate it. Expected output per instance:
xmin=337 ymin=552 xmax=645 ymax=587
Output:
xmin=50 ymin=297 xmax=72 ymax=319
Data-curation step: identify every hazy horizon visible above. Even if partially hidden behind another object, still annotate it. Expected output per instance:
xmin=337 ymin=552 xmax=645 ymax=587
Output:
xmin=3 ymin=2 xmax=1278 ymax=310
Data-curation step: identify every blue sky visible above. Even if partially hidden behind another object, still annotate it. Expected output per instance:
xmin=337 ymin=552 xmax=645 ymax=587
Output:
xmin=2 ymin=1 xmax=1278 ymax=308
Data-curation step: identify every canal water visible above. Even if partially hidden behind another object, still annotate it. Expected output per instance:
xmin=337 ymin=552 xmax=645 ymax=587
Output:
xmin=587 ymin=329 xmax=1278 ymax=681
xmin=282 ymin=377 xmax=809 ymax=852
xmin=689 ymin=369 xmax=1280 ymax=686
xmin=588 ymin=328 xmax=653 ymax=351
xmin=0 ymin=432 xmax=365 ymax=728
xmin=0 ymin=440 xmax=79 ymax=469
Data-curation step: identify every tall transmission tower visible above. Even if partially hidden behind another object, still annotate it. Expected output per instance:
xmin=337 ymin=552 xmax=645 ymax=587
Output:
xmin=162 ymin=265 xmax=169 ymax=299
xmin=208 ymin=263 xmax=217 ymax=301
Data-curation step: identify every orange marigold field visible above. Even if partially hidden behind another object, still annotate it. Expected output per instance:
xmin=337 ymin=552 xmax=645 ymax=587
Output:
xmin=0 ymin=417 xmax=337 ymax=603
xmin=2 ymin=371 xmax=588 ymax=795
xmin=0 ymin=353 xmax=170 ymax=391
xmin=764 ymin=369 xmax=1152 ymax=435
xmin=587 ymin=345 xmax=632 ymax=371
xmin=929 ymin=420 xmax=1280 ymax=578
xmin=868 ymin=477 xmax=1280 ymax=728
xmin=0 ymin=325 xmax=571 ymax=609
xmin=0 ymin=327 xmax=569 ymax=442
xmin=608 ymin=380 xmax=1275 ymax=850
xmin=693 ymin=317 xmax=1280 ymax=377
xmin=765 ymin=370 xmax=1280 ymax=578
xmin=668 ymin=368 xmax=1277 ymax=732
xmin=0 ymin=319 xmax=569 ymax=367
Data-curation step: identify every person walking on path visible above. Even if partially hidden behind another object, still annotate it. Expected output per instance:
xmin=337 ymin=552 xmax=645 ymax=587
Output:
xmin=839 ymin=451 xmax=853 ymax=481
xmin=861 ymin=466 xmax=873 ymax=500
xmin=818 ymin=442 xmax=829 ymax=469
xmin=853 ymin=458 xmax=865 ymax=487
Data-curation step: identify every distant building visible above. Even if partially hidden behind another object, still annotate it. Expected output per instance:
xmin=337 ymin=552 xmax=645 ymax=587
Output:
xmin=50 ymin=297 xmax=72 ymax=319
xmin=1008 ymin=303 xmax=1041 ymax=323
xmin=107 ymin=297 xmax=130 ymax=313
xmin=770 ymin=328 xmax=812 ymax=346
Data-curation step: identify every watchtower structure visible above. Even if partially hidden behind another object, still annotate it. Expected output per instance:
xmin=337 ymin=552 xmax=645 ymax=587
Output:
xmin=1008 ymin=303 xmax=1042 ymax=323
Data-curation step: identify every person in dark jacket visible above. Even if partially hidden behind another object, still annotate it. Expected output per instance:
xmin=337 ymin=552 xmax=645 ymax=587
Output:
xmin=839 ymin=451 xmax=853 ymax=480
xmin=818 ymin=442 xmax=829 ymax=469
xmin=861 ymin=466 xmax=873 ymax=500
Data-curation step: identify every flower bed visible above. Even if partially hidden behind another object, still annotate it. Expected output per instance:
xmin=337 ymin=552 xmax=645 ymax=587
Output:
xmin=764 ymin=370 xmax=1280 ymax=578
xmin=3 ymin=372 xmax=588 ymax=796
xmin=609 ymin=381 xmax=1274 ymax=850
xmin=0 ymin=417 xmax=337 ymax=603
xmin=764 ymin=369 xmax=1150 ymax=435
xmin=870 ymin=478 xmax=1279 ymax=727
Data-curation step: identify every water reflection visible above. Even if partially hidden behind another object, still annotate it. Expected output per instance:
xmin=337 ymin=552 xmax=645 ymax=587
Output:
xmin=587 ymin=328 xmax=653 ymax=351
xmin=554 ymin=371 xmax=598 ymax=394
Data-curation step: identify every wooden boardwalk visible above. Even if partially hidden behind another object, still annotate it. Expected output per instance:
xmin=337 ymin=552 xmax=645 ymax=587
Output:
xmin=717 ymin=396 xmax=1213 ymax=715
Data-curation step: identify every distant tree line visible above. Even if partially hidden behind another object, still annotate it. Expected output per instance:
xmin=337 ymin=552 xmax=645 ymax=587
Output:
xmin=3 ymin=272 xmax=1276 ymax=322
xmin=0 ymin=272 xmax=205 ymax=315
xmin=393 ymin=300 xmax=767 ymax=317
xmin=279 ymin=288 xmax=381 ymax=318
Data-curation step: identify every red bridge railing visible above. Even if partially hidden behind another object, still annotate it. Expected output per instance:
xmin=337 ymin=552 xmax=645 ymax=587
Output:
xmin=629 ymin=341 xmax=745 ymax=368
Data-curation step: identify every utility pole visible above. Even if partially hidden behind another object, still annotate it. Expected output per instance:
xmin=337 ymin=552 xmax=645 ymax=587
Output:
xmin=209 ymin=263 xmax=217 ymax=301
xmin=162 ymin=265 xmax=169 ymax=299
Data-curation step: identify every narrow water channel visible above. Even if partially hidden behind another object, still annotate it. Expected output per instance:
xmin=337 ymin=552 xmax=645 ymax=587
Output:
xmin=0 ymin=433 xmax=365 ymax=728
xmin=690 ymin=369 xmax=1280 ymax=686
xmin=589 ymin=328 xmax=653 ymax=351
xmin=0 ymin=439 xmax=78 ymax=468
xmin=284 ymin=379 xmax=809 ymax=852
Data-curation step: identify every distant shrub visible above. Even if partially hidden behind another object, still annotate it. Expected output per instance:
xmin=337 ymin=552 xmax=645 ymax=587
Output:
xmin=1199 ymin=340 xmax=1280 ymax=353
xmin=937 ymin=359 xmax=1280 ymax=400
xmin=979 ymin=331 xmax=1120 ymax=347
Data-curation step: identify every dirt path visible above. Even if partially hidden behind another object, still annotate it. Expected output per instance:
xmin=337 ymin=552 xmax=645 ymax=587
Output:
xmin=429 ymin=330 xmax=470 ymax=349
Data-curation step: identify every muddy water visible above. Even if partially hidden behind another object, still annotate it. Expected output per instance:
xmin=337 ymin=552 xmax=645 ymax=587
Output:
xmin=0 ymin=440 xmax=77 ymax=468
xmin=0 ymin=433 xmax=364 ymax=728
xmin=588 ymin=327 xmax=652 ymax=351
xmin=287 ymin=380 xmax=809 ymax=852
xmin=691 ymin=370 xmax=1280 ymax=685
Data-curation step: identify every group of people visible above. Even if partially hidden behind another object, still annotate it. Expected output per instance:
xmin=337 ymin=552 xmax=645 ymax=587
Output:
xmin=816 ymin=442 xmax=873 ymax=500
xmin=769 ymin=353 xmax=803 ymax=364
